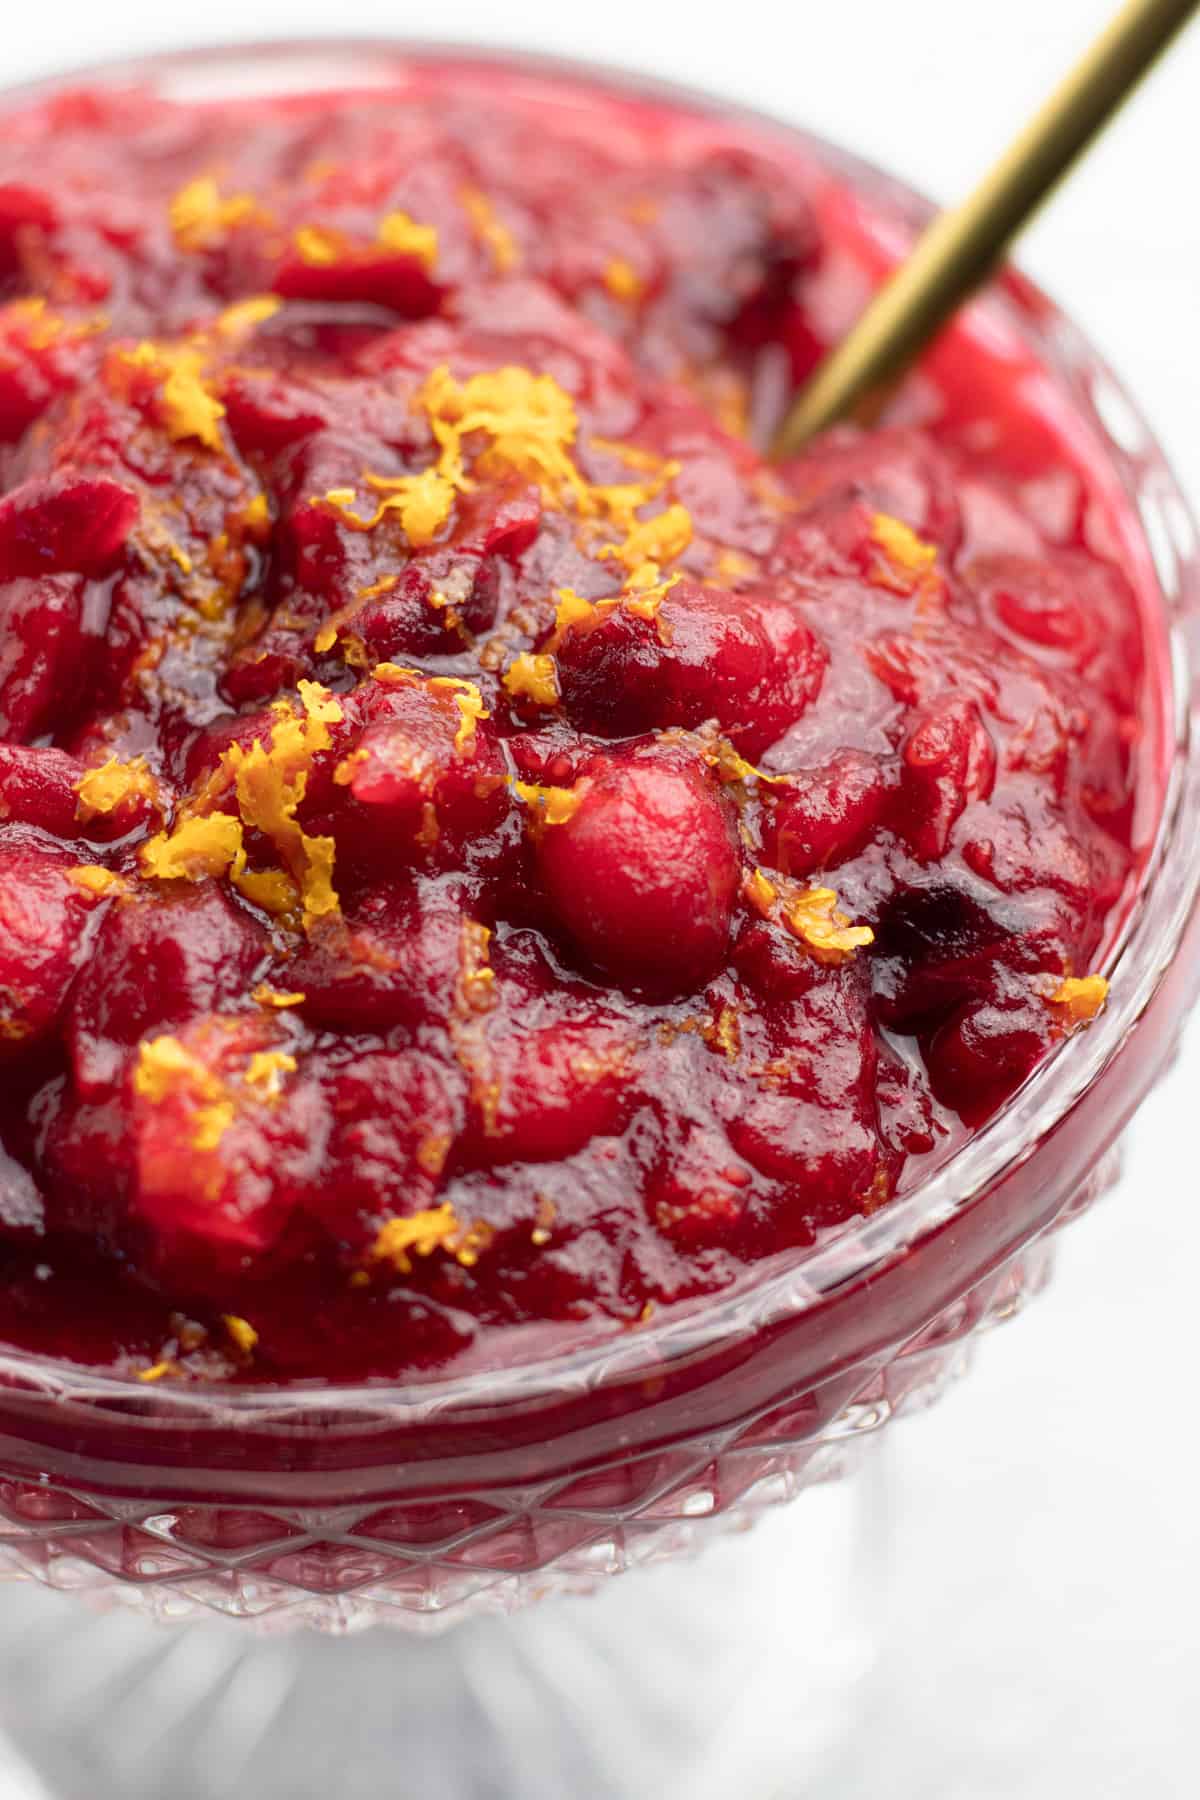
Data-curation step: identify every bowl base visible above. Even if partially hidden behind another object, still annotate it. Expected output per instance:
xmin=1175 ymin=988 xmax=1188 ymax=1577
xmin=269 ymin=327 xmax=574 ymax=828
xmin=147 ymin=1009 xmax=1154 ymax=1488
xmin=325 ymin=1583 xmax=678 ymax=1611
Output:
xmin=0 ymin=1449 xmax=889 ymax=1800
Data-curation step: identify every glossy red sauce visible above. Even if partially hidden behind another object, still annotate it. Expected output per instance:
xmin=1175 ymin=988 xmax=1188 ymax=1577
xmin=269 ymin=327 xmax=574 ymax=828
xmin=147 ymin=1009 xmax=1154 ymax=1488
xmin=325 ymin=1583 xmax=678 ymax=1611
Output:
xmin=0 ymin=65 xmax=1161 ymax=1382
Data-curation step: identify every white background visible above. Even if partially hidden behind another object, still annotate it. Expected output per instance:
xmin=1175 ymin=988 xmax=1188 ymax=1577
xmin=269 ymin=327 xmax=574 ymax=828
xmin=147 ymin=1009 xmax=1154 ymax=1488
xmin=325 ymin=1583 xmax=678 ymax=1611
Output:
xmin=2 ymin=4 xmax=1199 ymax=1795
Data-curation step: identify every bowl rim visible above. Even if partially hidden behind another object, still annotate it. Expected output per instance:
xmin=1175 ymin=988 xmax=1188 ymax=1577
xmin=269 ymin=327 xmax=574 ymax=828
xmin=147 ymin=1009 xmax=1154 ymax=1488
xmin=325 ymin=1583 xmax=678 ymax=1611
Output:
xmin=1 ymin=34 xmax=1197 ymax=1420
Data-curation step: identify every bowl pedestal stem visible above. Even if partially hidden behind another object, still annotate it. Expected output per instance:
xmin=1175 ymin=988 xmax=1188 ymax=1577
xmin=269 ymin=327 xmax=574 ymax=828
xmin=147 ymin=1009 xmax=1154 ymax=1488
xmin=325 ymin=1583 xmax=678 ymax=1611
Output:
xmin=0 ymin=1444 xmax=890 ymax=1800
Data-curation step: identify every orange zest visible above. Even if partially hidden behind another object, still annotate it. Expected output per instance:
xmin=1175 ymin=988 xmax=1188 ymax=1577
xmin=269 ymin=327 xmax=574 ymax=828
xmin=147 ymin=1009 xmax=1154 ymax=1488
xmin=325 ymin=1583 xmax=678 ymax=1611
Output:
xmin=512 ymin=779 xmax=586 ymax=826
xmin=370 ymin=1202 xmax=491 ymax=1274
xmin=502 ymin=652 xmax=559 ymax=706
xmin=1049 ymin=974 xmax=1109 ymax=1026
xmin=73 ymin=755 xmax=160 ymax=823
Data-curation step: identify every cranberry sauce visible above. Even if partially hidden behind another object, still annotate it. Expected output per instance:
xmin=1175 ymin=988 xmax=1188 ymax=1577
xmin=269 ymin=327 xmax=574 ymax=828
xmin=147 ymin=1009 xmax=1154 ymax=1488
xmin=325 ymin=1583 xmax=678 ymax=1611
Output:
xmin=0 ymin=65 xmax=1159 ymax=1382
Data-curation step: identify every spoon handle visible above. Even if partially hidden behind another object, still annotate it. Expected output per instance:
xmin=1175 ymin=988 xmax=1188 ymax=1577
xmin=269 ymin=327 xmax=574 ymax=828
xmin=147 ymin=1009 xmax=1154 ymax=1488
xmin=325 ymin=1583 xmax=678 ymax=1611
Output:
xmin=773 ymin=0 xmax=1199 ymax=456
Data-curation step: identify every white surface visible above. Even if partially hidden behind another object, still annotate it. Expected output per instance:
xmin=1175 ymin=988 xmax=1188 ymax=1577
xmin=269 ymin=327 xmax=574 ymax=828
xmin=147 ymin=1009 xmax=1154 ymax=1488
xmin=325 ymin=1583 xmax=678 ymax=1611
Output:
xmin=880 ymin=1052 xmax=1200 ymax=1800
xmin=2 ymin=4 xmax=1199 ymax=1795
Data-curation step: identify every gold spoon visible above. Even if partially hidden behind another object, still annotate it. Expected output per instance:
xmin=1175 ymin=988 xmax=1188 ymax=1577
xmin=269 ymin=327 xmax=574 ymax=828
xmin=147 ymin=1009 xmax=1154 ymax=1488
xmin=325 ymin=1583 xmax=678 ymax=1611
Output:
xmin=773 ymin=0 xmax=1200 ymax=457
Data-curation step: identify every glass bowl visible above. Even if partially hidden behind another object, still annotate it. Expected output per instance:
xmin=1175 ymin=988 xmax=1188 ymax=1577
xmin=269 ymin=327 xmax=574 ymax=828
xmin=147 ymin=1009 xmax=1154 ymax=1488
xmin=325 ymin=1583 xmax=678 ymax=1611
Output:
xmin=0 ymin=40 xmax=1197 ymax=1651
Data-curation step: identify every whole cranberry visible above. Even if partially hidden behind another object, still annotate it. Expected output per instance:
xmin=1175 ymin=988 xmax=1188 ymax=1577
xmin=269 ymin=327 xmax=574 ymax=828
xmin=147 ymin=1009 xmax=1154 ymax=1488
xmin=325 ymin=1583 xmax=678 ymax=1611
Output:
xmin=535 ymin=747 xmax=740 ymax=995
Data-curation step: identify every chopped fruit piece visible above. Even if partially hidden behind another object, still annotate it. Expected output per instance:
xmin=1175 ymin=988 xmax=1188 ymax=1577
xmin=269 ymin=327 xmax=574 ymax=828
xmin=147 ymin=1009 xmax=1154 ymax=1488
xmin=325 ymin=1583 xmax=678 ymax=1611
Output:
xmin=467 ymin=1013 xmax=636 ymax=1161
xmin=0 ymin=846 xmax=95 ymax=1050
xmin=895 ymin=698 xmax=996 ymax=862
xmin=0 ymin=474 xmax=137 ymax=580
xmin=764 ymin=752 xmax=887 ymax=878
xmin=67 ymin=885 xmax=268 ymax=1097
xmin=554 ymin=581 xmax=826 ymax=758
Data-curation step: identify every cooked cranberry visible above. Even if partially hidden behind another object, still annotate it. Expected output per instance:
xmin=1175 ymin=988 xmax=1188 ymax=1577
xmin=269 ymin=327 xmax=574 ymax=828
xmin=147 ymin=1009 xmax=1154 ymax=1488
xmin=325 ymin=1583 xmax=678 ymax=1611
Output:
xmin=765 ymin=750 xmax=889 ymax=877
xmin=782 ymin=426 xmax=963 ymax=553
xmin=317 ymin=681 xmax=509 ymax=878
xmin=0 ymin=743 xmax=84 ymax=836
xmin=272 ymin=246 xmax=441 ymax=317
xmin=128 ymin=1016 xmax=330 ymax=1289
xmin=0 ymin=576 xmax=87 ymax=742
xmin=0 ymin=67 xmax=1151 ymax=1381
xmin=465 ymin=1012 xmax=638 ymax=1163
xmin=288 ymin=881 xmax=465 ymax=1032
xmin=309 ymin=1048 xmax=463 ymax=1251
xmin=0 ymin=474 xmax=136 ymax=581
xmin=871 ymin=882 xmax=1017 ymax=1033
xmin=648 ymin=1123 xmax=756 ymax=1251
xmin=894 ymin=698 xmax=997 ymax=862
xmin=220 ymin=371 xmax=328 ymax=457
xmin=926 ymin=989 xmax=1058 ymax=1122
xmin=556 ymin=580 xmax=826 ymax=758
xmin=67 ymin=888 xmax=269 ymax=1096
xmin=535 ymin=748 xmax=739 ymax=993
xmin=0 ymin=833 xmax=95 ymax=1052
xmin=726 ymin=978 xmax=879 ymax=1216
xmin=481 ymin=490 xmax=542 ymax=561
